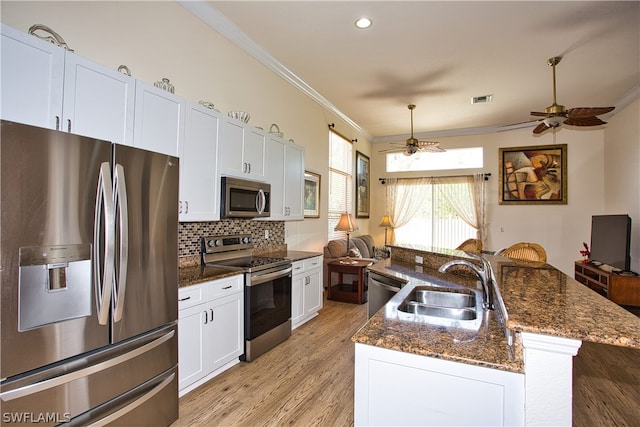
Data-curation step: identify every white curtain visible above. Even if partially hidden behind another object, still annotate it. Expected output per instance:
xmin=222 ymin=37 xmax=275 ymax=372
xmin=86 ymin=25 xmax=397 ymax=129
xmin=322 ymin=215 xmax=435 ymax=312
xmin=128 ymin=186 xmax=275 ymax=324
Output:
xmin=385 ymin=177 xmax=432 ymax=244
xmin=385 ymin=175 xmax=486 ymax=246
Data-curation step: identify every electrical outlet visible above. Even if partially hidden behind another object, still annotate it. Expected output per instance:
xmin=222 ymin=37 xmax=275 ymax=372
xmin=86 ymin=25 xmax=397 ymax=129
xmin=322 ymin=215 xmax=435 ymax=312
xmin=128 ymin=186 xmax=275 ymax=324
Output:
xmin=415 ymin=255 xmax=423 ymax=264
xmin=265 ymin=230 xmax=269 ymax=239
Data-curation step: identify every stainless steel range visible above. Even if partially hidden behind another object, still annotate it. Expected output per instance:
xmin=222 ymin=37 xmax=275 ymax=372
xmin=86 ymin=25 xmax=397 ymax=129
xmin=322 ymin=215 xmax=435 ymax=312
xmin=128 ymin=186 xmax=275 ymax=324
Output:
xmin=201 ymin=234 xmax=292 ymax=361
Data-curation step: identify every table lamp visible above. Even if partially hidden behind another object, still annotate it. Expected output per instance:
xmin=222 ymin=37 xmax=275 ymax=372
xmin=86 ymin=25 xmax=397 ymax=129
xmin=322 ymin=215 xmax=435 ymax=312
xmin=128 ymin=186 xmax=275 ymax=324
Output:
xmin=379 ymin=215 xmax=394 ymax=246
xmin=334 ymin=213 xmax=359 ymax=264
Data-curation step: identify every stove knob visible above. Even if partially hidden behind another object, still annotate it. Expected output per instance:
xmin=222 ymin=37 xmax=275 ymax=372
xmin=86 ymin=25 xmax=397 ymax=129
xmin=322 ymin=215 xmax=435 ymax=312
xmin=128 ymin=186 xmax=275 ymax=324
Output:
xmin=214 ymin=239 xmax=223 ymax=247
xmin=242 ymin=236 xmax=252 ymax=244
xmin=208 ymin=239 xmax=222 ymax=247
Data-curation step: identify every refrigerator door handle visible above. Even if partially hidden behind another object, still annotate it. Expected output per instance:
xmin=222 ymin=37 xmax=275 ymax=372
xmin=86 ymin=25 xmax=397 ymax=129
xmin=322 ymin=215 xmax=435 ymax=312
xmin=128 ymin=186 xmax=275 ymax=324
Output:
xmin=87 ymin=372 xmax=176 ymax=427
xmin=113 ymin=164 xmax=129 ymax=323
xmin=94 ymin=162 xmax=115 ymax=325
xmin=0 ymin=330 xmax=175 ymax=402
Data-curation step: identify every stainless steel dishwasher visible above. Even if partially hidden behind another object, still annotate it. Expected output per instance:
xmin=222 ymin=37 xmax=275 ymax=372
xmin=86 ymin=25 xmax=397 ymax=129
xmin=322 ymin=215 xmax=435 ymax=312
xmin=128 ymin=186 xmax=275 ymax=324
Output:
xmin=368 ymin=271 xmax=405 ymax=318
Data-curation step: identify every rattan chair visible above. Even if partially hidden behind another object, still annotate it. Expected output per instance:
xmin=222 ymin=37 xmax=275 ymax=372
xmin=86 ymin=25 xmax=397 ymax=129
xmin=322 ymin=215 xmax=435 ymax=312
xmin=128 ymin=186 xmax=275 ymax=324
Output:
xmin=455 ymin=238 xmax=483 ymax=254
xmin=498 ymin=242 xmax=547 ymax=262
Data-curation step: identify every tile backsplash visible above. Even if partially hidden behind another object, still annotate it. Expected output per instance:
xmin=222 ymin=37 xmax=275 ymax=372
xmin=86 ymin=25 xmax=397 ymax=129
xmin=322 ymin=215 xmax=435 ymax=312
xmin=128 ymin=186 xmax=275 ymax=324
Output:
xmin=178 ymin=220 xmax=285 ymax=258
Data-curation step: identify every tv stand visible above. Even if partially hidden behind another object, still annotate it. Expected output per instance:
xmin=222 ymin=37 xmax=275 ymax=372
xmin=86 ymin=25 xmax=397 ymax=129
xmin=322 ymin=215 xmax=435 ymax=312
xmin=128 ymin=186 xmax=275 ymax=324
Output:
xmin=575 ymin=262 xmax=640 ymax=307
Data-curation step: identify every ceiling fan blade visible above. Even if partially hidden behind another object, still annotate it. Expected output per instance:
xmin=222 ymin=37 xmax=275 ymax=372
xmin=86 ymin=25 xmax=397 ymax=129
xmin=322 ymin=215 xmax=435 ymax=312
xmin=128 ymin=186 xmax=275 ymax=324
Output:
xmin=420 ymin=146 xmax=446 ymax=153
xmin=530 ymin=111 xmax=550 ymax=117
xmin=564 ymin=116 xmax=607 ymax=127
xmin=532 ymin=122 xmax=551 ymax=134
xmin=567 ymin=106 xmax=615 ymax=119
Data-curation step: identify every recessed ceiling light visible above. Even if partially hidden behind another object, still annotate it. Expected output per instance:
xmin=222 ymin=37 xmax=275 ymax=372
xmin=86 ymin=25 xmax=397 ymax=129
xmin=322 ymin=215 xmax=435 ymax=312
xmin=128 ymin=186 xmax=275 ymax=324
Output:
xmin=354 ymin=17 xmax=372 ymax=29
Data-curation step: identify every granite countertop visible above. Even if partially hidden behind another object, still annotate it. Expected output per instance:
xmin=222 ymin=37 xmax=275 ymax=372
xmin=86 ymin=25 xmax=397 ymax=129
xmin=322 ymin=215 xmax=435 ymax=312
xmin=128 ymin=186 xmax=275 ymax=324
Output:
xmin=353 ymin=259 xmax=524 ymax=373
xmin=493 ymin=257 xmax=640 ymax=348
xmin=178 ymin=250 xmax=323 ymax=288
xmin=353 ymin=249 xmax=640 ymax=373
xmin=178 ymin=264 xmax=243 ymax=288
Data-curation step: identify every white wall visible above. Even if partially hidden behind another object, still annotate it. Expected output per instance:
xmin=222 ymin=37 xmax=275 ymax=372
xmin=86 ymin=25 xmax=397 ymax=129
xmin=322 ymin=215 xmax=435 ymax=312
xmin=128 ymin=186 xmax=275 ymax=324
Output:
xmin=603 ymin=99 xmax=640 ymax=273
xmin=1 ymin=1 xmax=373 ymax=253
xmin=372 ymin=102 xmax=640 ymax=275
xmin=371 ymin=120 xmax=639 ymax=276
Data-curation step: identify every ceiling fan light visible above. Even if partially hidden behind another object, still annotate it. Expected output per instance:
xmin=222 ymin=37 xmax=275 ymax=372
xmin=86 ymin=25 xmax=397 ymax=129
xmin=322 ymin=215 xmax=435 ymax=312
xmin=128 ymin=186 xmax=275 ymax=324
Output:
xmin=543 ymin=116 xmax=566 ymax=128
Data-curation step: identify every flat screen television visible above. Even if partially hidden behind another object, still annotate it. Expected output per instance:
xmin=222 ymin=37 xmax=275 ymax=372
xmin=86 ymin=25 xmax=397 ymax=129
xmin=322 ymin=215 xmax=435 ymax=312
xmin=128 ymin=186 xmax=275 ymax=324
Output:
xmin=590 ymin=214 xmax=631 ymax=271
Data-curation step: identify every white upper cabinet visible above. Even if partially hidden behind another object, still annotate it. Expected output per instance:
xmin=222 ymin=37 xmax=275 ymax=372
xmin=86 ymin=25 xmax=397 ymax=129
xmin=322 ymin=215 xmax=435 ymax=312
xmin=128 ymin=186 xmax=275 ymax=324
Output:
xmin=266 ymin=136 xmax=305 ymax=220
xmin=180 ymin=102 xmax=221 ymax=221
xmin=219 ymin=118 xmax=266 ymax=181
xmin=284 ymin=141 xmax=305 ymax=219
xmin=133 ymin=81 xmax=185 ymax=156
xmin=1 ymin=23 xmax=64 ymax=129
xmin=62 ymin=52 xmax=135 ymax=145
xmin=1 ymin=24 xmax=134 ymax=145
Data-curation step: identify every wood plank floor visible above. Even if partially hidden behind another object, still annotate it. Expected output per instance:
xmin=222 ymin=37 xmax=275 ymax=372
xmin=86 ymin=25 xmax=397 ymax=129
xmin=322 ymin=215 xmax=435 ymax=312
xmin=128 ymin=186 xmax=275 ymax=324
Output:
xmin=173 ymin=297 xmax=367 ymax=427
xmin=173 ymin=297 xmax=639 ymax=427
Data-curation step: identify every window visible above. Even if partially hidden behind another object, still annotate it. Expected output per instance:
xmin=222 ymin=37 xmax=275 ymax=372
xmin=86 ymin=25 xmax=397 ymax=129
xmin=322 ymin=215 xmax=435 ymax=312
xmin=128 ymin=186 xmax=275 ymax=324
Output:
xmin=328 ymin=131 xmax=353 ymax=240
xmin=386 ymin=147 xmax=483 ymax=172
xmin=392 ymin=181 xmax=476 ymax=249
xmin=385 ymin=175 xmax=486 ymax=249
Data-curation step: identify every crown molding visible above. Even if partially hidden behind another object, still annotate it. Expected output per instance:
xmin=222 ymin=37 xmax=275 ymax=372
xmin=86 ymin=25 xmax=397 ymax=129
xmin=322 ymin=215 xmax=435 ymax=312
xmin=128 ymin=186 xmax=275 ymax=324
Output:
xmin=179 ymin=0 xmax=372 ymax=141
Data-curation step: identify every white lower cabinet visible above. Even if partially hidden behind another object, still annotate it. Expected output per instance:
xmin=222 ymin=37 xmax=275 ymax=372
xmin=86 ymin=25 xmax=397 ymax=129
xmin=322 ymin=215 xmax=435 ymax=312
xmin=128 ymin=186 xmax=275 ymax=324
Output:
xmin=178 ymin=275 xmax=244 ymax=396
xmin=291 ymin=256 xmax=323 ymax=329
xmin=354 ymin=343 xmax=524 ymax=426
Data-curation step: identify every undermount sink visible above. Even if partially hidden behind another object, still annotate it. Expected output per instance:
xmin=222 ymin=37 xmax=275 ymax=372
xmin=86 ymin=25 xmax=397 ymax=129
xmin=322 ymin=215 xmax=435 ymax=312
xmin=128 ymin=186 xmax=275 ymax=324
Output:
xmin=401 ymin=301 xmax=477 ymax=320
xmin=396 ymin=286 xmax=480 ymax=323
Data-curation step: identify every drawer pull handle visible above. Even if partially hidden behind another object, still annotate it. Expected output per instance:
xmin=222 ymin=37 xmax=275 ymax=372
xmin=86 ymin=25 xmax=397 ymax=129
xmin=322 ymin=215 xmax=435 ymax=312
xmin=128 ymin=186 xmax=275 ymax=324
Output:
xmin=178 ymin=296 xmax=191 ymax=302
xmin=222 ymin=285 xmax=232 ymax=290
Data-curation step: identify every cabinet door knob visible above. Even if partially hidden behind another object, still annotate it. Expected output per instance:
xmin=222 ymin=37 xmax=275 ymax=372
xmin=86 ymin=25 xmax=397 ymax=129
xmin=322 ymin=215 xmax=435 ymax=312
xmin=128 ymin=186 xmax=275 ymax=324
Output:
xmin=210 ymin=308 xmax=214 ymax=322
xmin=204 ymin=311 xmax=208 ymax=324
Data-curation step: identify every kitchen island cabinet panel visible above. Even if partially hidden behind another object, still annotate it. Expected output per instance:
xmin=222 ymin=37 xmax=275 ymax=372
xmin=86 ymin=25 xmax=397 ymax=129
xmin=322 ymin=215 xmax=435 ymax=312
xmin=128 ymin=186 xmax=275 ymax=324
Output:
xmin=354 ymin=343 xmax=524 ymax=426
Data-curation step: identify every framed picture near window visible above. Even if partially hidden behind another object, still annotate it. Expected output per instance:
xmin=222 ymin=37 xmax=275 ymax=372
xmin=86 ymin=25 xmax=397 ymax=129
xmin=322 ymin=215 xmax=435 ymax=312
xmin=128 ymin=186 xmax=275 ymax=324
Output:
xmin=355 ymin=151 xmax=370 ymax=218
xmin=499 ymin=144 xmax=567 ymax=205
xmin=304 ymin=171 xmax=321 ymax=218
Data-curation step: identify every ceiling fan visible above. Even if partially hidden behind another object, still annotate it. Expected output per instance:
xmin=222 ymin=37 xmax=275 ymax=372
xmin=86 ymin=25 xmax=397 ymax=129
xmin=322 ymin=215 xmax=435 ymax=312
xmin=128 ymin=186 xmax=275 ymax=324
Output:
xmin=380 ymin=104 xmax=445 ymax=156
xmin=529 ymin=56 xmax=615 ymax=135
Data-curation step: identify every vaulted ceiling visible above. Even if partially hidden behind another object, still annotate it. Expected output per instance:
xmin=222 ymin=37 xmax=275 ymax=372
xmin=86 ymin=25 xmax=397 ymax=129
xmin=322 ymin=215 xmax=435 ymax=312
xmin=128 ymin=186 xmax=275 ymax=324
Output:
xmin=186 ymin=1 xmax=639 ymax=142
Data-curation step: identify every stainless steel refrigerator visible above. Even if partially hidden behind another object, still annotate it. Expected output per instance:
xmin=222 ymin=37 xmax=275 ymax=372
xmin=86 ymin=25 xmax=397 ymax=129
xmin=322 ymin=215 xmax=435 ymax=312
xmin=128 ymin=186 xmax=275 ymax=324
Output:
xmin=0 ymin=120 xmax=179 ymax=426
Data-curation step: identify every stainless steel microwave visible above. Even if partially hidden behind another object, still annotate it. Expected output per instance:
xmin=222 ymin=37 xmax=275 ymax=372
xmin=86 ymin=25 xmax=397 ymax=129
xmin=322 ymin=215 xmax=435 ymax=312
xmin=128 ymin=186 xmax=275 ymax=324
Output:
xmin=221 ymin=177 xmax=270 ymax=218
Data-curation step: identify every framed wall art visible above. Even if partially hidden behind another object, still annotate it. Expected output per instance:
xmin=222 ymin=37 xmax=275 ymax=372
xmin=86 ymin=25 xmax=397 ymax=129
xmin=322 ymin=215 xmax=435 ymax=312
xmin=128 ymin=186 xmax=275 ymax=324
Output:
xmin=304 ymin=171 xmax=321 ymax=218
xmin=499 ymin=144 xmax=567 ymax=205
xmin=356 ymin=151 xmax=370 ymax=218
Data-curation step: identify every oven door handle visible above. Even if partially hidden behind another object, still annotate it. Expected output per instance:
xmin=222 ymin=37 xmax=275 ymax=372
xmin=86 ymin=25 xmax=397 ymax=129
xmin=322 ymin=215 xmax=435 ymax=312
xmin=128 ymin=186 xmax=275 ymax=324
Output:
xmin=249 ymin=267 xmax=292 ymax=286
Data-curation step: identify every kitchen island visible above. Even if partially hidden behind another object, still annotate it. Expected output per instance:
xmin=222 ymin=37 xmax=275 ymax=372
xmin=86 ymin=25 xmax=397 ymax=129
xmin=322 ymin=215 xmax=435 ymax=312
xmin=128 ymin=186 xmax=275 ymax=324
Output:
xmin=352 ymin=246 xmax=640 ymax=426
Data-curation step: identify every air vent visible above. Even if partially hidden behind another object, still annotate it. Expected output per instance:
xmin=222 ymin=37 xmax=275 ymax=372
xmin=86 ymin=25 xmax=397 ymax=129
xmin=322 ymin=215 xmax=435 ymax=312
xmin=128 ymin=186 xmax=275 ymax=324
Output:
xmin=471 ymin=94 xmax=493 ymax=104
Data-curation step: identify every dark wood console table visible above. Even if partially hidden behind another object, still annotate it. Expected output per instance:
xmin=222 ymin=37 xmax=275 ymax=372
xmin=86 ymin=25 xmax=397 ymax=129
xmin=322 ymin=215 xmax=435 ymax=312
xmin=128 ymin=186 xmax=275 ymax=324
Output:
xmin=575 ymin=261 xmax=640 ymax=307
xmin=327 ymin=258 xmax=373 ymax=304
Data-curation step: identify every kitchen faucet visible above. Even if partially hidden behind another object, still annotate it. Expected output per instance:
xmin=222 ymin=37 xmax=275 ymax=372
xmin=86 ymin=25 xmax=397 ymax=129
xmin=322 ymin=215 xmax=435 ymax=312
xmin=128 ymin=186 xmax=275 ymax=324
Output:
xmin=438 ymin=254 xmax=495 ymax=310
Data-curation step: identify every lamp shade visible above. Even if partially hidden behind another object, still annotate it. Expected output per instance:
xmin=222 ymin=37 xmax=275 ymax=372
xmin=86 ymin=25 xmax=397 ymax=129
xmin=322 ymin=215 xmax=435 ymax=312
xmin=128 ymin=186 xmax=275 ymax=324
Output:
xmin=378 ymin=215 xmax=394 ymax=228
xmin=334 ymin=213 xmax=359 ymax=232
